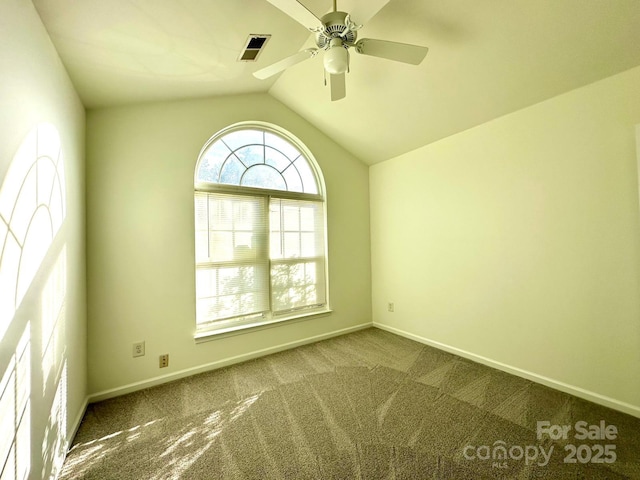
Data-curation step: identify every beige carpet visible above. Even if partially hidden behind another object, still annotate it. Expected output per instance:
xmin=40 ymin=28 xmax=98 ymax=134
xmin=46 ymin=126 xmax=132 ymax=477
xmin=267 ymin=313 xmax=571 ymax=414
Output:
xmin=61 ymin=328 xmax=640 ymax=479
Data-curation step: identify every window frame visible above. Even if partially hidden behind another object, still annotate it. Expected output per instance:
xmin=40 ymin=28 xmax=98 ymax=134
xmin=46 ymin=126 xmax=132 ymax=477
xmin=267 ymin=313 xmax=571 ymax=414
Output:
xmin=193 ymin=122 xmax=331 ymax=341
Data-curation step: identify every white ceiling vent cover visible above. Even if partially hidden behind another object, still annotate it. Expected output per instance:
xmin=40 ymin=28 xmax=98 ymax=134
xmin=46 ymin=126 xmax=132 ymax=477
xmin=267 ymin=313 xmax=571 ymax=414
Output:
xmin=239 ymin=34 xmax=271 ymax=62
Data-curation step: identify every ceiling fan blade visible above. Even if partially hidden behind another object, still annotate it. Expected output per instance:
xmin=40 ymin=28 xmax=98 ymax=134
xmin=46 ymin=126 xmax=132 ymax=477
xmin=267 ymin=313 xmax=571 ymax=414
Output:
xmin=355 ymin=38 xmax=428 ymax=65
xmin=347 ymin=0 xmax=390 ymax=25
xmin=330 ymin=73 xmax=346 ymax=101
xmin=266 ymin=0 xmax=324 ymax=31
xmin=253 ymin=48 xmax=318 ymax=80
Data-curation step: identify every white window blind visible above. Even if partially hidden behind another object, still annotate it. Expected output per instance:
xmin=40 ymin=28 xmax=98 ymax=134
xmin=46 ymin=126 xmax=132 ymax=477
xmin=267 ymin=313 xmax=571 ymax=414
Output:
xmin=270 ymin=198 xmax=326 ymax=313
xmin=195 ymin=192 xmax=269 ymax=325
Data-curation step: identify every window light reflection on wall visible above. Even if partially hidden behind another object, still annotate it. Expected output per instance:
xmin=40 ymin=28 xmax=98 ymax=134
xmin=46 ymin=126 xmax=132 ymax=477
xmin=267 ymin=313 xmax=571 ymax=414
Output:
xmin=42 ymin=247 xmax=67 ymax=396
xmin=0 ymin=324 xmax=31 ymax=480
xmin=0 ymin=123 xmax=66 ymax=341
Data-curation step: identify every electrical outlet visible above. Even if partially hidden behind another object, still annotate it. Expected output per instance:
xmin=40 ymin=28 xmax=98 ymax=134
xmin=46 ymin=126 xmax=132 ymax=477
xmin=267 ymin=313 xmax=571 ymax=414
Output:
xmin=159 ymin=354 xmax=169 ymax=368
xmin=388 ymin=302 xmax=395 ymax=313
xmin=133 ymin=341 xmax=145 ymax=357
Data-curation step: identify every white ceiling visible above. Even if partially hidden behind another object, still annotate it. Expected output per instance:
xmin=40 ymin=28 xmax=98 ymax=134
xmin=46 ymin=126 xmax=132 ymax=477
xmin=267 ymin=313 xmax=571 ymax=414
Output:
xmin=33 ymin=0 xmax=640 ymax=165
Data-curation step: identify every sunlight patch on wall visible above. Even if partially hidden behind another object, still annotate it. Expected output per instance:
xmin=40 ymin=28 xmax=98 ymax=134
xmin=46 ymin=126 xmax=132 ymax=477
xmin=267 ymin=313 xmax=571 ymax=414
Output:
xmin=41 ymin=247 xmax=67 ymax=396
xmin=41 ymin=363 xmax=67 ymax=480
xmin=0 ymin=324 xmax=31 ymax=480
xmin=0 ymin=123 xmax=66 ymax=341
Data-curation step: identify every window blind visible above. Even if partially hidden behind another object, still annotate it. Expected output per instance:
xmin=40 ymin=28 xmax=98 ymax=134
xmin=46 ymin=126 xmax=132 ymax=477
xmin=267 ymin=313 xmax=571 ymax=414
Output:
xmin=269 ymin=198 xmax=326 ymax=314
xmin=194 ymin=192 xmax=269 ymax=324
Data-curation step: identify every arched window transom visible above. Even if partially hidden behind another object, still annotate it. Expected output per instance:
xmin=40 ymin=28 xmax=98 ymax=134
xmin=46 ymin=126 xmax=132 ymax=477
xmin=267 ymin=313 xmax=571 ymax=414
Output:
xmin=196 ymin=128 xmax=319 ymax=195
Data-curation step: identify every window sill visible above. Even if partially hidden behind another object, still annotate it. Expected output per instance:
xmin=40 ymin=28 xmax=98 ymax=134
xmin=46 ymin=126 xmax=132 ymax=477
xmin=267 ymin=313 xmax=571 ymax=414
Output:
xmin=194 ymin=308 xmax=333 ymax=343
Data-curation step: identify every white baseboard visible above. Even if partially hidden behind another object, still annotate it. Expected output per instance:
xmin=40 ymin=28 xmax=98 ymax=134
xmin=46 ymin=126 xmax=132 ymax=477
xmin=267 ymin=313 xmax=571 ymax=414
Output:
xmin=373 ymin=322 xmax=640 ymax=419
xmin=58 ymin=395 xmax=89 ymax=479
xmin=67 ymin=396 xmax=89 ymax=449
xmin=89 ymin=322 xmax=373 ymax=403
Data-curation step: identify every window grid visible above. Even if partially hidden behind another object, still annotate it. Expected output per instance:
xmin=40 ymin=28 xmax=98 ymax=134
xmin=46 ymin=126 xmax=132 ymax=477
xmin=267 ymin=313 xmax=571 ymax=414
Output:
xmin=196 ymin=128 xmax=318 ymax=195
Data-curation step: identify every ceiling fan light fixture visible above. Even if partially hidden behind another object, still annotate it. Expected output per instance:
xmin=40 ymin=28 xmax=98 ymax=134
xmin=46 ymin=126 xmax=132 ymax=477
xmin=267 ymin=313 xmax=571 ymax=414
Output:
xmin=323 ymin=38 xmax=348 ymax=74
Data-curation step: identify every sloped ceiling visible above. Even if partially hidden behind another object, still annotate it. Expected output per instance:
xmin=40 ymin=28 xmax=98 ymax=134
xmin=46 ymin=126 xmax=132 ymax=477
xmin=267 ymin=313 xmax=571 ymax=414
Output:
xmin=33 ymin=0 xmax=640 ymax=165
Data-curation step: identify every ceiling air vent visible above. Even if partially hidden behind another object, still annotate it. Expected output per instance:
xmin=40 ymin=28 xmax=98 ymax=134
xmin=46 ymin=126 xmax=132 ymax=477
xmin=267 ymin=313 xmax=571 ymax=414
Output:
xmin=239 ymin=34 xmax=271 ymax=62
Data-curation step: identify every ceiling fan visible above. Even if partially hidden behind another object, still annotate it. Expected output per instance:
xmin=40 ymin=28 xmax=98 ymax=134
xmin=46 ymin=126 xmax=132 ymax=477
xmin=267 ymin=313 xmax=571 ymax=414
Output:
xmin=253 ymin=0 xmax=429 ymax=101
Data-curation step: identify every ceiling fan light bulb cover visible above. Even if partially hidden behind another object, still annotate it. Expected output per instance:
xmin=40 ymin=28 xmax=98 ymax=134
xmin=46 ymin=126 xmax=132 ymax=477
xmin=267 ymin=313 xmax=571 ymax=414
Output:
xmin=324 ymin=46 xmax=348 ymax=74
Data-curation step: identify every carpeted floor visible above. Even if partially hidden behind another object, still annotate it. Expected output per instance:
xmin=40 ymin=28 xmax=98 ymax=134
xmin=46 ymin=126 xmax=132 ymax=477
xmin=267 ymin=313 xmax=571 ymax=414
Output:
xmin=61 ymin=328 xmax=640 ymax=479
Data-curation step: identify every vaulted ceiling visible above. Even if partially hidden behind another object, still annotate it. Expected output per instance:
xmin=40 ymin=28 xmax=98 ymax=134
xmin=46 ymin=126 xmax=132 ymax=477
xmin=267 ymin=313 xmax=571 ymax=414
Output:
xmin=33 ymin=0 xmax=640 ymax=164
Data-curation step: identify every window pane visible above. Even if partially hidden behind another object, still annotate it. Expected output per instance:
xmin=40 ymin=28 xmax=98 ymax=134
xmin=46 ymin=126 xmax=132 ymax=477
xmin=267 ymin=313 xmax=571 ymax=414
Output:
xmin=209 ymin=197 xmax=232 ymax=230
xmin=219 ymin=267 xmax=240 ymax=295
xmin=264 ymin=147 xmax=291 ymax=172
xmin=219 ymin=157 xmax=245 ymax=185
xmin=210 ymin=232 xmax=234 ymax=262
xmin=195 ymin=268 xmax=217 ymax=298
xmin=206 ymin=196 xmax=266 ymax=263
xmin=194 ymin=195 xmax=209 ymax=261
xmin=196 ymin=297 xmax=216 ymax=321
xmin=265 ymin=132 xmax=300 ymax=161
xmin=270 ymin=259 xmax=325 ymax=313
xmin=195 ymin=193 xmax=269 ymax=324
xmin=270 ymin=232 xmax=281 ymax=258
xmin=195 ymin=232 xmax=208 ymax=262
xmin=300 ymin=206 xmax=316 ymax=231
xmin=271 ymin=198 xmax=323 ymax=260
xmin=195 ymin=263 xmax=268 ymax=323
xmin=293 ymin=158 xmax=318 ymax=194
xmin=235 ymin=145 xmax=264 ymax=167
xmin=221 ymin=130 xmax=263 ymax=151
xmin=301 ymin=232 xmax=317 ymax=257
xmin=283 ymin=233 xmax=300 ymax=258
xmin=197 ymin=141 xmax=232 ymax=183
xmin=281 ymin=166 xmax=303 ymax=193
xmin=269 ymin=204 xmax=281 ymax=231
xmin=234 ymin=232 xmax=261 ymax=262
xmin=235 ymin=200 xmax=257 ymax=230
xmin=194 ymin=195 xmax=208 ymax=228
xmin=269 ymin=197 xmax=326 ymax=313
xmin=241 ymin=165 xmax=286 ymax=191
xmin=283 ymin=205 xmax=299 ymax=231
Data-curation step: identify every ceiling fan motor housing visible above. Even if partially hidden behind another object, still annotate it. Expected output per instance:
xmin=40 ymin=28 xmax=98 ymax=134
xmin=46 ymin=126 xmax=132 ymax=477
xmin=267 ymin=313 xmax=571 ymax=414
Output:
xmin=315 ymin=11 xmax=356 ymax=49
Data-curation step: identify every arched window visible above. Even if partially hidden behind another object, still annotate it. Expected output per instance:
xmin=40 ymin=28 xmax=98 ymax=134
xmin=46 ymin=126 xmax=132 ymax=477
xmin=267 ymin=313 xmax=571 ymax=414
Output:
xmin=194 ymin=122 xmax=329 ymax=335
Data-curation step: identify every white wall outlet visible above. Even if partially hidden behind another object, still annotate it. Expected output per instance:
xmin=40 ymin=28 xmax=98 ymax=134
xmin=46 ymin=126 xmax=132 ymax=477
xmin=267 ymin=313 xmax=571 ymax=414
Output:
xmin=133 ymin=341 xmax=145 ymax=357
xmin=159 ymin=354 xmax=169 ymax=368
xmin=388 ymin=302 xmax=395 ymax=312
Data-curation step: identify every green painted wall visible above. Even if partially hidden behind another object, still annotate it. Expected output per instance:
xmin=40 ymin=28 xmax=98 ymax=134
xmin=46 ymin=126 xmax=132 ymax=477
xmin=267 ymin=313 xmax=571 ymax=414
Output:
xmin=86 ymin=93 xmax=371 ymax=395
xmin=371 ymin=66 xmax=640 ymax=416
xmin=0 ymin=1 xmax=87 ymax=477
